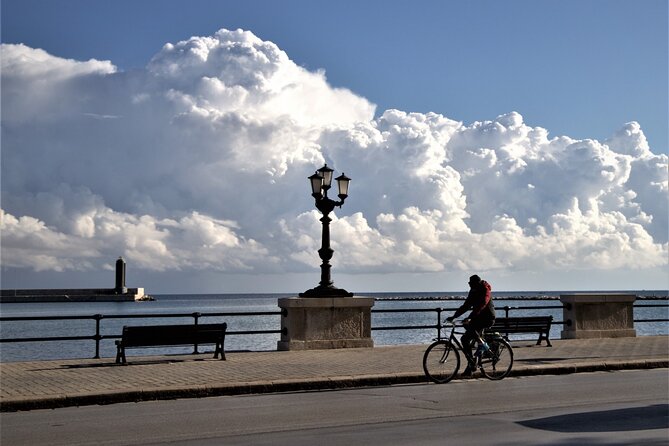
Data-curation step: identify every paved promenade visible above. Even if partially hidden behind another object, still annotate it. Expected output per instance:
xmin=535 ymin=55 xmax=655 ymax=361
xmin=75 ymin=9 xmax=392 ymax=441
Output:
xmin=1 ymin=336 xmax=667 ymax=412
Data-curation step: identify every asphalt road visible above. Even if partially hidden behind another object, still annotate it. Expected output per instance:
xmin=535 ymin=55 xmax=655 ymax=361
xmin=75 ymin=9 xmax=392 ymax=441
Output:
xmin=2 ymin=369 xmax=667 ymax=445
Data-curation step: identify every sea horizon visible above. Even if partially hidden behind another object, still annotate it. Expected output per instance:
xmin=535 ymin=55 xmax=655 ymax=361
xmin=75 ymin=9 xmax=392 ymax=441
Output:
xmin=1 ymin=289 xmax=667 ymax=304
xmin=146 ymin=289 xmax=668 ymax=298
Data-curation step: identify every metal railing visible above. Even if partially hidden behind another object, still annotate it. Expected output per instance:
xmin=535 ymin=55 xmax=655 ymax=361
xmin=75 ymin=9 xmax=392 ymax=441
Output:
xmin=372 ymin=304 xmax=571 ymax=334
xmin=371 ymin=304 xmax=566 ymax=340
xmin=1 ymin=311 xmax=281 ymax=359
xmin=1 ymin=303 xmax=666 ymax=360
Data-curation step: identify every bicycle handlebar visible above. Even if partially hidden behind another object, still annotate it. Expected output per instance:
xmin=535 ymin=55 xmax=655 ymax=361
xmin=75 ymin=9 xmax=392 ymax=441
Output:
xmin=444 ymin=319 xmax=466 ymax=327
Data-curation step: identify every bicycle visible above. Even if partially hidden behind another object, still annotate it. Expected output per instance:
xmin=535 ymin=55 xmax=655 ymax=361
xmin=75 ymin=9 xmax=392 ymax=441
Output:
xmin=422 ymin=320 xmax=514 ymax=383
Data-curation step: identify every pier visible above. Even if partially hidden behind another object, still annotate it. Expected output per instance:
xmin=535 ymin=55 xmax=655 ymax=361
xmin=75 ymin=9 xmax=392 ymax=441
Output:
xmin=0 ymin=288 xmax=145 ymax=303
xmin=0 ymin=257 xmax=145 ymax=303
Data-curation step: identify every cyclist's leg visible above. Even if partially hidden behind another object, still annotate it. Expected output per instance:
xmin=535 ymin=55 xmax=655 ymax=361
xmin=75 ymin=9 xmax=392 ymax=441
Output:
xmin=463 ymin=318 xmax=493 ymax=366
xmin=473 ymin=316 xmax=494 ymax=341
xmin=460 ymin=325 xmax=479 ymax=372
xmin=479 ymin=318 xmax=494 ymax=343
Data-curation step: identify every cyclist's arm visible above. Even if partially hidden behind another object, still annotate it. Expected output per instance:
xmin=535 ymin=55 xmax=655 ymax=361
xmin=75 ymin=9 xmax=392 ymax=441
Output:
xmin=451 ymin=305 xmax=469 ymax=319
xmin=451 ymin=293 xmax=475 ymax=319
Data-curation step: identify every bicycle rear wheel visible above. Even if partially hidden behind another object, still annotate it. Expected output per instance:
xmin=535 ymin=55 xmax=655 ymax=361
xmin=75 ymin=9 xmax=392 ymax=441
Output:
xmin=479 ymin=338 xmax=513 ymax=380
xmin=423 ymin=340 xmax=461 ymax=384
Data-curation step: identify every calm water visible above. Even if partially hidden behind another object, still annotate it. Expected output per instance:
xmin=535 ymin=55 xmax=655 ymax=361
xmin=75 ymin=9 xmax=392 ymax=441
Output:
xmin=1 ymin=291 xmax=666 ymax=362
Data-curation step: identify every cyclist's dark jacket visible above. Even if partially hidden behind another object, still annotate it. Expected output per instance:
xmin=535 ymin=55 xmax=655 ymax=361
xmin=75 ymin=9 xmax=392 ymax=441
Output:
xmin=453 ymin=280 xmax=495 ymax=324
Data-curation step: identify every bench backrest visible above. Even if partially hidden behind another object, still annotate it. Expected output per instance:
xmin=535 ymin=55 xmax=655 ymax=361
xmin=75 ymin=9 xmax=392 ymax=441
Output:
xmin=491 ymin=316 xmax=553 ymax=330
xmin=119 ymin=323 xmax=227 ymax=348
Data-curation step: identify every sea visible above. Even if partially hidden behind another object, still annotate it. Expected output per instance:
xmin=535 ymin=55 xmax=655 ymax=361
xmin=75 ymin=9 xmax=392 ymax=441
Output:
xmin=1 ymin=291 xmax=667 ymax=362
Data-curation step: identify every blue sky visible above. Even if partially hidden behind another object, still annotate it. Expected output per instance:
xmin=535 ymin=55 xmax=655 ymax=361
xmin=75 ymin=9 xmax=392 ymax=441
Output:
xmin=3 ymin=0 xmax=667 ymax=152
xmin=1 ymin=1 xmax=667 ymax=293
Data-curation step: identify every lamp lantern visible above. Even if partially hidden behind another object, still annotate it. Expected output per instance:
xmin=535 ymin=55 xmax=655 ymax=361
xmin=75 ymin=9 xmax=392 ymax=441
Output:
xmin=308 ymin=172 xmax=323 ymax=197
xmin=316 ymin=164 xmax=334 ymax=190
xmin=335 ymin=173 xmax=351 ymax=199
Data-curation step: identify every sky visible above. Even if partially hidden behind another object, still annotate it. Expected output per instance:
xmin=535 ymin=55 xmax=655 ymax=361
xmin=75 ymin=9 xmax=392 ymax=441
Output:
xmin=1 ymin=0 xmax=667 ymax=294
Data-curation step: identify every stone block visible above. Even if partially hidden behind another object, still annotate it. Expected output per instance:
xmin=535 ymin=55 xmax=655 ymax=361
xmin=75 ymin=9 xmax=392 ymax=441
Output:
xmin=277 ymin=296 xmax=374 ymax=350
xmin=560 ymin=294 xmax=636 ymax=339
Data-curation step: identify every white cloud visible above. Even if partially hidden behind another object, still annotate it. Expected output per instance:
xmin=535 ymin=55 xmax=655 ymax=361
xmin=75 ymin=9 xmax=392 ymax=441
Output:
xmin=1 ymin=207 xmax=272 ymax=273
xmin=1 ymin=29 xmax=666 ymax=287
xmin=1 ymin=43 xmax=116 ymax=79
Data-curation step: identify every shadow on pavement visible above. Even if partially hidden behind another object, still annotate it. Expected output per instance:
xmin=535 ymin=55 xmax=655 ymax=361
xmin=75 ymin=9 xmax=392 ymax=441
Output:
xmin=518 ymin=404 xmax=669 ymax=432
xmin=63 ymin=359 xmax=188 ymax=368
xmin=515 ymin=357 xmax=594 ymax=362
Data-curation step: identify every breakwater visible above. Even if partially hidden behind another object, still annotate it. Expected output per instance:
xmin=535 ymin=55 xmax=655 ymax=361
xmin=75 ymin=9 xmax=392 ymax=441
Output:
xmin=0 ymin=288 xmax=146 ymax=303
xmin=1 ymin=257 xmax=147 ymax=302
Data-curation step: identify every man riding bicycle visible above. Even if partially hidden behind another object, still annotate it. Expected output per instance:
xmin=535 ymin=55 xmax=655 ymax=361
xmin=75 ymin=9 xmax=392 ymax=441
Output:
xmin=446 ymin=275 xmax=496 ymax=376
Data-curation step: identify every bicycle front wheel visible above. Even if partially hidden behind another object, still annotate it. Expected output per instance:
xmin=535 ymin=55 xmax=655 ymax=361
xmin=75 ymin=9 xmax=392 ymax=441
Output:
xmin=423 ymin=340 xmax=461 ymax=384
xmin=480 ymin=338 xmax=513 ymax=380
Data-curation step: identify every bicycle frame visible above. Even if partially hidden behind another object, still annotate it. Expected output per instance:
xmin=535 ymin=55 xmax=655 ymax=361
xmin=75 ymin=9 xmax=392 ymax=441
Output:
xmin=442 ymin=322 xmax=465 ymax=350
xmin=441 ymin=320 xmax=482 ymax=363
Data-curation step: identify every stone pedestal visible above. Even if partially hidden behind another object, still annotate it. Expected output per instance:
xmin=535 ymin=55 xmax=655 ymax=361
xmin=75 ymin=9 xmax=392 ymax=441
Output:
xmin=560 ymin=294 xmax=636 ymax=339
xmin=277 ymin=297 xmax=374 ymax=350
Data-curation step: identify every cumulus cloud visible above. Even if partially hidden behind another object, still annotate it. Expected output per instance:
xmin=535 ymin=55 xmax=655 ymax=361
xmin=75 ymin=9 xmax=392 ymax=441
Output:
xmin=1 ymin=207 xmax=272 ymax=273
xmin=1 ymin=29 xmax=667 ymax=285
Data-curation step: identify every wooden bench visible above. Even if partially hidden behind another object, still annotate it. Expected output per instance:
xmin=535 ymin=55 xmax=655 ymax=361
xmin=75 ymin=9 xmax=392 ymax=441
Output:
xmin=489 ymin=316 xmax=553 ymax=346
xmin=115 ymin=323 xmax=227 ymax=364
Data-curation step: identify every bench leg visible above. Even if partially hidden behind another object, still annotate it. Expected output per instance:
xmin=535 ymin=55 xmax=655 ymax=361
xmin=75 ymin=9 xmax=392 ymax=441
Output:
xmin=214 ymin=342 xmax=226 ymax=360
xmin=536 ymin=332 xmax=552 ymax=347
xmin=116 ymin=346 xmax=127 ymax=364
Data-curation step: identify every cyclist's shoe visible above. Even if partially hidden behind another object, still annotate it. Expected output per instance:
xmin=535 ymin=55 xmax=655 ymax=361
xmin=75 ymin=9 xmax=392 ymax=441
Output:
xmin=461 ymin=364 xmax=474 ymax=377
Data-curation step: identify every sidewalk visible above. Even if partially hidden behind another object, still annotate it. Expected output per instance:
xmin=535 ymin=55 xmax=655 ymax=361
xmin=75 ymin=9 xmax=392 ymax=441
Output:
xmin=1 ymin=336 xmax=667 ymax=412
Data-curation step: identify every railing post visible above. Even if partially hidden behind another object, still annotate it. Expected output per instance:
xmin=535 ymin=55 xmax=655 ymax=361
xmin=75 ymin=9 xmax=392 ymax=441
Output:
xmin=503 ymin=306 xmax=510 ymax=339
xmin=436 ymin=308 xmax=442 ymax=340
xmin=192 ymin=312 xmax=201 ymax=354
xmin=94 ymin=314 xmax=102 ymax=359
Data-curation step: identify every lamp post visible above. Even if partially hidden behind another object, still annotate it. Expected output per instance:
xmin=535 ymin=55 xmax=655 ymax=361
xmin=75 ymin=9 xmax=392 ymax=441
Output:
xmin=299 ymin=164 xmax=353 ymax=298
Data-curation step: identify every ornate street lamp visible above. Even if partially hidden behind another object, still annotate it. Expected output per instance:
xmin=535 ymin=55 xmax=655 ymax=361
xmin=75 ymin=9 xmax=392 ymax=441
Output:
xmin=300 ymin=164 xmax=353 ymax=297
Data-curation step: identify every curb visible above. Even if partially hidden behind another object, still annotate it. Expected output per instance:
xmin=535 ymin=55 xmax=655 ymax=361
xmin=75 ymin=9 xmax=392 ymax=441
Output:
xmin=2 ymin=359 xmax=667 ymax=412
xmin=507 ymin=358 xmax=669 ymax=377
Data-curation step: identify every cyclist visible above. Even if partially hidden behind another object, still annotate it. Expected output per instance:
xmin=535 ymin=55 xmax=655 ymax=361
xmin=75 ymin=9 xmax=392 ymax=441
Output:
xmin=446 ymin=274 xmax=496 ymax=376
